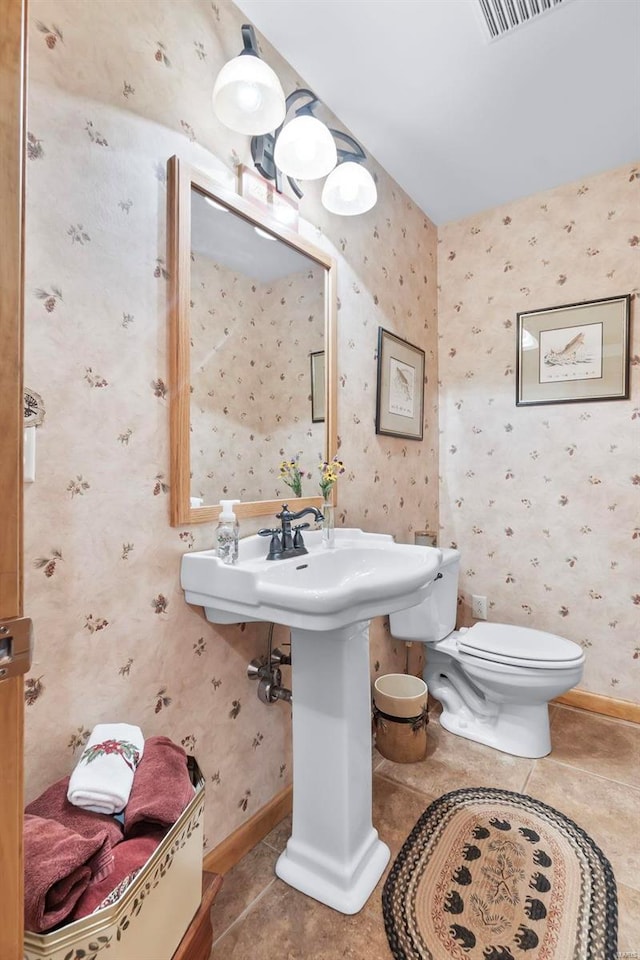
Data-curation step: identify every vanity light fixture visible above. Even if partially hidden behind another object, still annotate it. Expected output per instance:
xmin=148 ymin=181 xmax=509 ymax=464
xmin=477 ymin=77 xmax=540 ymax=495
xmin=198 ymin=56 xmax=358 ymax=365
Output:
xmin=212 ymin=24 xmax=377 ymax=216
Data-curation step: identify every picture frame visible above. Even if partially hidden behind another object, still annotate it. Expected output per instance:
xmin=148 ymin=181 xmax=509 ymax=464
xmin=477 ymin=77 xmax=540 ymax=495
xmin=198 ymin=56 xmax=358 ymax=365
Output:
xmin=516 ymin=295 xmax=630 ymax=406
xmin=310 ymin=350 xmax=325 ymax=423
xmin=375 ymin=327 xmax=425 ymax=440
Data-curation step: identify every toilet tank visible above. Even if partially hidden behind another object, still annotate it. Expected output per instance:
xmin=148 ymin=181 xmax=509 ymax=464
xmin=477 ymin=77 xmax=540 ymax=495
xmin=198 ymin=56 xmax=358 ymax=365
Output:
xmin=389 ymin=548 xmax=460 ymax=643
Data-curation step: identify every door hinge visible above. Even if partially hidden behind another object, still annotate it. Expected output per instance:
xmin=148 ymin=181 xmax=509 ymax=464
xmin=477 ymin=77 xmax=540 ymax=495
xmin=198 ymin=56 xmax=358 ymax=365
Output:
xmin=0 ymin=617 xmax=33 ymax=680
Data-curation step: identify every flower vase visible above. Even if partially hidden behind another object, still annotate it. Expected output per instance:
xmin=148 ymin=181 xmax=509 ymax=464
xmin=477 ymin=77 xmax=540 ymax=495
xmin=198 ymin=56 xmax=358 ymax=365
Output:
xmin=322 ymin=497 xmax=335 ymax=548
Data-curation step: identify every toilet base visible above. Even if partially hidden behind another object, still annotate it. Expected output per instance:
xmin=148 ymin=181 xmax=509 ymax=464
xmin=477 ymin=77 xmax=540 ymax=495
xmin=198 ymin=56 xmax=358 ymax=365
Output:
xmin=439 ymin=700 xmax=551 ymax=759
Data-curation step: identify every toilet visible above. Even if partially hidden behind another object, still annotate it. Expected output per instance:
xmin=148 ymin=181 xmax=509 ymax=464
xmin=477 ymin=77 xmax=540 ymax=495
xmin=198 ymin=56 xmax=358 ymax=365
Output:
xmin=389 ymin=548 xmax=585 ymax=759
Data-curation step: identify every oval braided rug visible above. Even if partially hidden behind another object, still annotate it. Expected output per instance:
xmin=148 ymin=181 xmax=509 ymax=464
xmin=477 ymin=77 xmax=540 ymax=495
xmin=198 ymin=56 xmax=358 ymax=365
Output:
xmin=382 ymin=787 xmax=617 ymax=960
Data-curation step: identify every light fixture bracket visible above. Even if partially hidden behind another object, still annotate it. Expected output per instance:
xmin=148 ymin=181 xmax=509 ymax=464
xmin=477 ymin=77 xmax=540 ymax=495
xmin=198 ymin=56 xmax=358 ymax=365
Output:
xmin=239 ymin=23 xmax=260 ymax=57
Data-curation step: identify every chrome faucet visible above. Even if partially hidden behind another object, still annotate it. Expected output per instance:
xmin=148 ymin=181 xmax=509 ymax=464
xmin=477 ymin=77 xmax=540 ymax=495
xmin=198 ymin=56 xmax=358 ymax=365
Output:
xmin=258 ymin=503 xmax=324 ymax=560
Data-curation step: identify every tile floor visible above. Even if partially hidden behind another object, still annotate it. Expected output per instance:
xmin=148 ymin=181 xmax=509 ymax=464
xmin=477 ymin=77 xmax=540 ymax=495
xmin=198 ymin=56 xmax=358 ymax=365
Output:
xmin=209 ymin=704 xmax=640 ymax=958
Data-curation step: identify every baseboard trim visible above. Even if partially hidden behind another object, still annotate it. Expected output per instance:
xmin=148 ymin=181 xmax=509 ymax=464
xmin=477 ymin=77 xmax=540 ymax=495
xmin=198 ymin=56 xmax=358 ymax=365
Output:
xmin=554 ymin=689 xmax=640 ymax=724
xmin=203 ymin=784 xmax=293 ymax=876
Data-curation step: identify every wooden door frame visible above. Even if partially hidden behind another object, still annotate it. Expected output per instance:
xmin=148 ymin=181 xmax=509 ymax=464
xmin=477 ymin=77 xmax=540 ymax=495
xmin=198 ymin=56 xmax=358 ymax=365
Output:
xmin=0 ymin=0 xmax=27 ymax=955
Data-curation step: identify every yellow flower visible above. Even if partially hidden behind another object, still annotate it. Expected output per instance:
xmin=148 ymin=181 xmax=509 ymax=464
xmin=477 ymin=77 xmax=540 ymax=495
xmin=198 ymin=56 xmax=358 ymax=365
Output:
xmin=279 ymin=452 xmax=308 ymax=497
xmin=318 ymin=455 xmax=346 ymax=497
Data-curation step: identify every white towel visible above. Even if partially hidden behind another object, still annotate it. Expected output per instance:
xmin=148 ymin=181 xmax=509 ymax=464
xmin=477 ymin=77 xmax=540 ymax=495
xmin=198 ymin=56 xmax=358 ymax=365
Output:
xmin=67 ymin=723 xmax=145 ymax=815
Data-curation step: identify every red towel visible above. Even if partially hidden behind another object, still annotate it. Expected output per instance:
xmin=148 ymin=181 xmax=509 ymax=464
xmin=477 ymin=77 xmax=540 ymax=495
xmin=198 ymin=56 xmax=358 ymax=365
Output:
xmin=24 ymin=814 xmax=114 ymax=933
xmin=26 ymin=776 xmax=124 ymax=849
xmin=124 ymin=737 xmax=194 ymax=837
xmin=71 ymin=827 xmax=166 ymax=920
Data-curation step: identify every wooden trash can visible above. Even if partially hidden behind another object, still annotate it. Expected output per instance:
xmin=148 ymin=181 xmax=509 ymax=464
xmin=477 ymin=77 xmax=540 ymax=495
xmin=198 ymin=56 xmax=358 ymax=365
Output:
xmin=373 ymin=674 xmax=428 ymax=763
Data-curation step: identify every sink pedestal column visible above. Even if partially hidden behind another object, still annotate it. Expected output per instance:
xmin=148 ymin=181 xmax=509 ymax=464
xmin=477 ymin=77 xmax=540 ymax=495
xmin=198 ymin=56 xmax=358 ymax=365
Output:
xmin=276 ymin=620 xmax=390 ymax=914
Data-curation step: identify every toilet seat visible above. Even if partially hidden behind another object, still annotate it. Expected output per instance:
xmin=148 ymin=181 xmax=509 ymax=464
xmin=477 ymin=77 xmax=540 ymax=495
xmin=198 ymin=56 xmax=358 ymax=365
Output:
xmin=456 ymin=622 xmax=584 ymax=670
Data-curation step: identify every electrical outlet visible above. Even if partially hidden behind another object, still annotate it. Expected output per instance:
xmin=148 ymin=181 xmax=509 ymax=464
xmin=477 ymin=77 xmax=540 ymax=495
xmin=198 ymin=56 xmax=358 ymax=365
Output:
xmin=471 ymin=594 xmax=487 ymax=620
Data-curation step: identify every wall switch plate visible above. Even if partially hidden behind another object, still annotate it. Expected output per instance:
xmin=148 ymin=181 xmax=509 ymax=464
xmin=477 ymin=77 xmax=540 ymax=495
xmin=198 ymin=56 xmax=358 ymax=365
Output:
xmin=471 ymin=594 xmax=487 ymax=620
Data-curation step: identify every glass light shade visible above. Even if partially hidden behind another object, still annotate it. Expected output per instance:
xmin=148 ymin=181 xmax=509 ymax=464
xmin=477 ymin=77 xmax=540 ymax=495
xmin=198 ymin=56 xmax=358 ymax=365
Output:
xmin=321 ymin=162 xmax=377 ymax=216
xmin=273 ymin=115 xmax=337 ymax=180
xmin=212 ymin=55 xmax=286 ymax=135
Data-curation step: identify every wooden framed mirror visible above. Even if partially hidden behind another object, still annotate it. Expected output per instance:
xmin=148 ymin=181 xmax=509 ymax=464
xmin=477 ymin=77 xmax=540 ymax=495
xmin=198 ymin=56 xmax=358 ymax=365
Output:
xmin=167 ymin=156 xmax=337 ymax=525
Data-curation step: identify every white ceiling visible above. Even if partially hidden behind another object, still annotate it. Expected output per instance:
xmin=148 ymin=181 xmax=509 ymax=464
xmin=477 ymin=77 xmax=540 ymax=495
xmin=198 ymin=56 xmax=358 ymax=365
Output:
xmin=236 ymin=0 xmax=640 ymax=224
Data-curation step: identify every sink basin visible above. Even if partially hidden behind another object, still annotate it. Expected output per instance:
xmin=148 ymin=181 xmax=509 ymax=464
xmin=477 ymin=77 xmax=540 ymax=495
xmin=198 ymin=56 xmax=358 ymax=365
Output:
xmin=181 ymin=528 xmax=442 ymax=914
xmin=181 ymin=528 xmax=442 ymax=631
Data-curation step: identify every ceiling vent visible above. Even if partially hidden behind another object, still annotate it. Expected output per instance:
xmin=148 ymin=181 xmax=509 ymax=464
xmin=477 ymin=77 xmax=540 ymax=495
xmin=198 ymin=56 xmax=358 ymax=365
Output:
xmin=477 ymin=0 xmax=565 ymax=40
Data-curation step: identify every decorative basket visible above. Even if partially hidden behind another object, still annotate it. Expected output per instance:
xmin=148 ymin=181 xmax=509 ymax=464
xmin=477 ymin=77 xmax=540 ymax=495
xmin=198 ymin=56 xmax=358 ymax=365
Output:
xmin=24 ymin=758 xmax=205 ymax=960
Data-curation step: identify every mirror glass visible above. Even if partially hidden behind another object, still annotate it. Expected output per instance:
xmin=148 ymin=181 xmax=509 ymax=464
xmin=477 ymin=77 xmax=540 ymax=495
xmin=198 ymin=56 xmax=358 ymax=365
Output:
xmin=190 ymin=188 xmax=325 ymax=505
xmin=168 ymin=157 xmax=336 ymax=525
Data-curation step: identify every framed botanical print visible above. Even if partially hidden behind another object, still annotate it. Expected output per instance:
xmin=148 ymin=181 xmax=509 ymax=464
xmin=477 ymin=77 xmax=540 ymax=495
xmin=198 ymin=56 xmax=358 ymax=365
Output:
xmin=516 ymin=295 xmax=630 ymax=406
xmin=375 ymin=328 xmax=425 ymax=439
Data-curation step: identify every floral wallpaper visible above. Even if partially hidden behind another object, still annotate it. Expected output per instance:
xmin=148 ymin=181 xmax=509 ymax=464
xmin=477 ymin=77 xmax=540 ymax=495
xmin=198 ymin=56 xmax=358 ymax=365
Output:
xmin=190 ymin=256 xmax=324 ymax=505
xmin=438 ymin=164 xmax=639 ymax=703
xmin=23 ymin=0 xmax=439 ymax=851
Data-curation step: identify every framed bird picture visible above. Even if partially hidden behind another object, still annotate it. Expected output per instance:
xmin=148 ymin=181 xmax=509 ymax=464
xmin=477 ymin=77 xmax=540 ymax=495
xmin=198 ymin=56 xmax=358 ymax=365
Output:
xmin=375 ymin=327 xmax=425 ymax=439
xmin=516 ymin=295 xmax=630 ymax=406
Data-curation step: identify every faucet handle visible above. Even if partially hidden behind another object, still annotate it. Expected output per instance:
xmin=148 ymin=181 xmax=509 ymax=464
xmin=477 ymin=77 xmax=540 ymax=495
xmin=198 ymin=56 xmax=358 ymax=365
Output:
xmin=292 ymin=523 xmax=310 ymax=550
xmin=258 ymin=528 xmax=283 ymax=560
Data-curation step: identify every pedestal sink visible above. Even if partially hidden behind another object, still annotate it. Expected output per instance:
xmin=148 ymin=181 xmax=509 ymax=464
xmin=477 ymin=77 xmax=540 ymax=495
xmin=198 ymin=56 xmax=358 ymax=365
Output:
xmin=181 ymin=529 xmax=441 ymax=913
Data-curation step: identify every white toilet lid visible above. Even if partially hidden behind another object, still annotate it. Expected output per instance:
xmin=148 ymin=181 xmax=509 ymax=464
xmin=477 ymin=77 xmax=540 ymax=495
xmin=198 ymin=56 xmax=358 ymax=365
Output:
xmin=457 ymin=622 xmax=584 ymax=668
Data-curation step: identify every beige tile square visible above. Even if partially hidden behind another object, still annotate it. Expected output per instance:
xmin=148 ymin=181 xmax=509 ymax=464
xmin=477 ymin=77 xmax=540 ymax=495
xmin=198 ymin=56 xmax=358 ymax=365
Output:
xmin=549 ymin=705 xmax=640 ymax=789
xmin=376 ymin=718 xmax=533 ymax=797
xmin=210 ymin=842 xmax=278 ymax=941
xmin=526 ymin=759 xmax=640 ymax=891
xmin=212 ymin=877 xmax=392 ymax=959
xmin=373 ymin=774 xmax=435 ymax=865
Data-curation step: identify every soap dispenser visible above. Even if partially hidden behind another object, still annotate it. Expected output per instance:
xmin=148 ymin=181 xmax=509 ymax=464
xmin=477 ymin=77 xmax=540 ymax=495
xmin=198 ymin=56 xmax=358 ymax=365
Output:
xmin=216 ymin=500 xmax=240 ymax=565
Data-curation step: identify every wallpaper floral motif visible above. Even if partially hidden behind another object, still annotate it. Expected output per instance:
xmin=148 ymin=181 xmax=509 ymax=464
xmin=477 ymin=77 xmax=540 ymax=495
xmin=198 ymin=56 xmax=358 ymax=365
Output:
xmin=190 ymin=256 xmax=324 ymax=505
xmin=23 ymin=0 xmax=439 ymax=850
xmin=438 ymin=164 xmax=639 ymax=702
